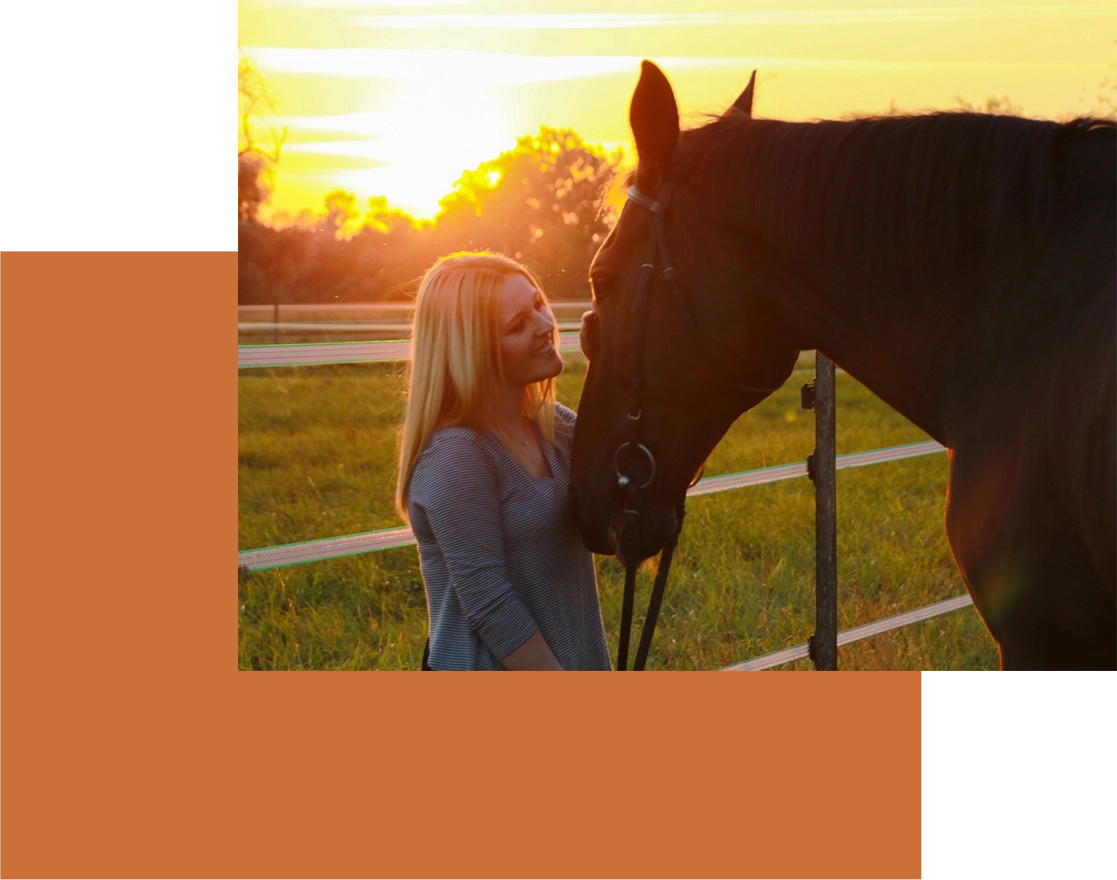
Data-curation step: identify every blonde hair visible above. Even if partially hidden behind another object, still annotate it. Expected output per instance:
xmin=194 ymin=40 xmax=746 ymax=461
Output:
xmin=396 ymin=252 xmax=559 ymax=520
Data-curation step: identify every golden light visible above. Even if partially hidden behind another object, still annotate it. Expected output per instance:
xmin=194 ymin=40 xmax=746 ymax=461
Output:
xmin=243 ymin=1 xmax=1117 ymax=222
xmin=332 ymin=74 xmax=515 ymax=220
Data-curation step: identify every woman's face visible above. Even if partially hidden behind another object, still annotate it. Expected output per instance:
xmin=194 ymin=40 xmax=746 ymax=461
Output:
xmin=498 ymin=272 xmax=562 ymax=388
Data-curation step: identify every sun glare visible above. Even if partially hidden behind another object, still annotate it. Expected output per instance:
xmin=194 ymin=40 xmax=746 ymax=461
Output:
xmin=333 ymin=77 xmax=514 ymax=220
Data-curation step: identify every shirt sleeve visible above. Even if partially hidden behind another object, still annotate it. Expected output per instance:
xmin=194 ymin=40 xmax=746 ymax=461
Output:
xmin=552 ymin=402 xmax=576 ymax=455
xmin=410 ymin=430 xmax=539 ymax=659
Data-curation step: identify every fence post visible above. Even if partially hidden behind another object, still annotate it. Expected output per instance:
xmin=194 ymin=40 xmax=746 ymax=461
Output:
xmin=273 ymin=303 xmax=280 ymax=345
xmin=810 ymin=352 xmax=839 ymax=669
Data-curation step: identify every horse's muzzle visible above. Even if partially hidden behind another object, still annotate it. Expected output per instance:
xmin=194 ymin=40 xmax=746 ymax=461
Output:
xmin=572 ymin=477 xmax=683 ymax=561
xmin=609 ymin=503 xmax=680 ymax=565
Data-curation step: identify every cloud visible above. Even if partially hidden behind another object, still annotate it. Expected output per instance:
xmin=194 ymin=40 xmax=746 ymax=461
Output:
xmin=273 ymin=112 xmax=391 ymax=141
xmin=249 ymin=46 xmax=1093 ymax=88
xmin=281 ymin=142 xmax=391 ymax=170
xmin=248 ymin=47 xmax=916 ymax=86
xmin=252 ymin=47 xmax=646 ymax=83
xmin=347 ymin=5 xmax=1111 ymax=30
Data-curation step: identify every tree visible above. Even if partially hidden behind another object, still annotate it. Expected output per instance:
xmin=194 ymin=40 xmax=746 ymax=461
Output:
xmin=238 ymin=51 xmax=286 ymax=162
xmin=322 ymin=190 xmax=361 ymax=238
xmin=238 ymin=52 xmax=285 ymax=226
xmin=435 ymin=127 xmax=624 ymax=299
xmin=239 ymin=152 xmax=270 ymax=223
xmin=236 ymin=123 xmax=625 ymax=304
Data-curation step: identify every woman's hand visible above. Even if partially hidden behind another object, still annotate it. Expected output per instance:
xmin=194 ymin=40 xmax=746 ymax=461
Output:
xmin=579 ymin=309 xmax=598 ymax=360
xmin=501 ymin=630 xmax=563 ymax=670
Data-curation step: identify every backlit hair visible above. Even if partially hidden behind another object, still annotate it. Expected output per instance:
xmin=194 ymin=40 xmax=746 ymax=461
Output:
xmin=396 ymin=252 xmax=558 ymax=519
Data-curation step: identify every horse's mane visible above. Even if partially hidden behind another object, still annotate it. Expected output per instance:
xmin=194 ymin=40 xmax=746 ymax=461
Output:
xmin=674 ymin=110 xmax=1115 ymax=298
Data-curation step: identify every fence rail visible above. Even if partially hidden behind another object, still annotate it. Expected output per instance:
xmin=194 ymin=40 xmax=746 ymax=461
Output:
xmin=238 ymin=302 xmax=592 ymax=314
xmin=721 ymin=594 xmax=974 ymax=671
xmin=239 ymin=303 xmax=594 ymax=345
xmin=237 ymin=321 xmax=585 ymax=334
xmin=237 ymin=440 xmax=945 ymax=570
xmin=238 ymin=333 xmax=584 ymax=368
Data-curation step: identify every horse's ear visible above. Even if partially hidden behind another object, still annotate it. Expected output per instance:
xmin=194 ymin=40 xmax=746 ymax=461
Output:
xmin=727 ymin=70 xmax=757 ymax=118
xmin=629 ymin=60 xmax=679 ymax=180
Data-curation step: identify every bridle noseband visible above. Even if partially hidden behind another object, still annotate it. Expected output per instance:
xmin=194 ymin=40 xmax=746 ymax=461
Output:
xmin=610 ymin=177 xmax=781 ymax=670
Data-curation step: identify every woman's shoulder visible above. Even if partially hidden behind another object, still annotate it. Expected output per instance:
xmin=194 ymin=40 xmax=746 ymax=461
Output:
xmin=411 ymin=425 xmax=499 ymax=507
xmin=415 ymin=425 xmax=491 ymax=475
xmin=428 ymin=422 xmax=481 ymax=444
xmin=554 ymin=402 xmax=577 ymax=426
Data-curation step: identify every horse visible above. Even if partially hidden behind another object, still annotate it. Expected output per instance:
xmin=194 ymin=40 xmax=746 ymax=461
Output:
xmin=570 ymin=61 xmax=1116 ymax=671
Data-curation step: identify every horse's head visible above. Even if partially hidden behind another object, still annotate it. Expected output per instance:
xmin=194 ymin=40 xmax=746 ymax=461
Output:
xmin=571 ymin=61 xmax=799 ymax=561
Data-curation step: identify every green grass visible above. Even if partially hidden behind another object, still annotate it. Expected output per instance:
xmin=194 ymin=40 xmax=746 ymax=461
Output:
xmin=238 ymin=355 xmax=1000 ymax=670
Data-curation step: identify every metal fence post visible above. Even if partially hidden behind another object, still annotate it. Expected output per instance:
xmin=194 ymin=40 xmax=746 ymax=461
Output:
xmin=810 ymin=353 xmax=839 ymax=669
xmin=273 ymin=303 xmax=280 ymax=345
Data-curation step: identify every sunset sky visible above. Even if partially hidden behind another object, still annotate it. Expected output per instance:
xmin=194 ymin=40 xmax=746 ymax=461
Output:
xmin=239 ymin=0 xmax=1117 ymax=222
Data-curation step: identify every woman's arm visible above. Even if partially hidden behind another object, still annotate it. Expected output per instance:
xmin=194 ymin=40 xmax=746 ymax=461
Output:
xmin=412 ymin=431 xmax=548 ymax=664
xmin=500 ymin=631 xmax=563 ymax=671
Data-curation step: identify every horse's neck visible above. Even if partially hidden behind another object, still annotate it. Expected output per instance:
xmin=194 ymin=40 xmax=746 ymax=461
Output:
xmin=731 ymin=212 xmax=952 ymax=443
xmin=787 ymin=279 xmax=950 ymax=444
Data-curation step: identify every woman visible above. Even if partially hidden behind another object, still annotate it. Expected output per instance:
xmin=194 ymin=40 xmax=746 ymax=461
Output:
xmin=397 ymin=252 xmax=611 ymax=670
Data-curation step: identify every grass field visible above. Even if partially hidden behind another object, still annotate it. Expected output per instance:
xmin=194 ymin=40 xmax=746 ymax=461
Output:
xmin=238 ymin=353 xmax=1000 ymax=670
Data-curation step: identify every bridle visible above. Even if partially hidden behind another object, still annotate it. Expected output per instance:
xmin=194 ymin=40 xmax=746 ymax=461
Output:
xmin=609 ymin=175 xmax=782 ymax=670
xmin=609 ymin=177 xmax=684 ymax=672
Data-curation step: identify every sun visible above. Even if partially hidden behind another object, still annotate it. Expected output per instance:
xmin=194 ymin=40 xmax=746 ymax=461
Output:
xmin=335 ymin=77 xmax=515 ymax=220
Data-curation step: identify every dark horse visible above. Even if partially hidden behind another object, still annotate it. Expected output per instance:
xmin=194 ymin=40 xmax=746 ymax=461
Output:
xmin=571 ymin=61 xmax=1115 ymax=670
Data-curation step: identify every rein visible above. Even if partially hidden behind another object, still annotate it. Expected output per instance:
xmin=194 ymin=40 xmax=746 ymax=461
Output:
xmin=612 ymin=177 xmax=782 ymax=670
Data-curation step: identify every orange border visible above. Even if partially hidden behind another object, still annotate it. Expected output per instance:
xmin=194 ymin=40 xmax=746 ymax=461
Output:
xmin=0 ymin=252 xmax=920 ymax=879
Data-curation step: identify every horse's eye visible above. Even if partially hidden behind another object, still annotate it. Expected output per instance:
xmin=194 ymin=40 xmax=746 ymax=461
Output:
xmin=590 ymin=271 xmax=614 ymax=301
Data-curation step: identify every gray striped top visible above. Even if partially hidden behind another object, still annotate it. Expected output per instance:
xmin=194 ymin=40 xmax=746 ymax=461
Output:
xmin=409 ymin=403 xmax=611 ymax=671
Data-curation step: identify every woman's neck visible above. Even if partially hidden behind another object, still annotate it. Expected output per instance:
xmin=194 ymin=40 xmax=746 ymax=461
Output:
xmin=484 ymin=385 xmax=530 ymax=433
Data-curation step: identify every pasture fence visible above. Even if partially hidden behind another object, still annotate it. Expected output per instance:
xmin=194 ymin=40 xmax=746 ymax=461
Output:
xmin=237 ymin=302 xmax=591 ymax=344
xmin=238 ymin=338 xmax=972 ymax=670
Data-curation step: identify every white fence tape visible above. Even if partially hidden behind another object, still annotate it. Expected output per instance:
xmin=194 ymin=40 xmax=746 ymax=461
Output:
xmin=237 ymin=440 xmax=944 ymax=571
xmin=721 ymin=594 xmax=975 ymax=671
xmin=238 ymin=321 xmax=584 ymax=333
xmin=239 ymin=332 xmax=584 ymax=368
xmin=238 ymin=302 xmax=591 ymax=315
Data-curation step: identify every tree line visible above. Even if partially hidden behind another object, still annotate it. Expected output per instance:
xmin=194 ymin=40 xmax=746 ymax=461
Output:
xmin=239 ymin=48 xmax=1116 ymax=308
xmin=238 ymin=126 xmax=625 ymax=305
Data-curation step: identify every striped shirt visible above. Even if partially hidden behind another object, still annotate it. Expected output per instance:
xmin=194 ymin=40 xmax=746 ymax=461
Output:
xmin=408 ymin=403 xmax=612 ymax=670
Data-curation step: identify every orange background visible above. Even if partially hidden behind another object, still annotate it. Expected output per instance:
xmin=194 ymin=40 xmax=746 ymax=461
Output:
xmin=1 ymin=252 xmax=920 ymax=879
